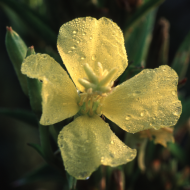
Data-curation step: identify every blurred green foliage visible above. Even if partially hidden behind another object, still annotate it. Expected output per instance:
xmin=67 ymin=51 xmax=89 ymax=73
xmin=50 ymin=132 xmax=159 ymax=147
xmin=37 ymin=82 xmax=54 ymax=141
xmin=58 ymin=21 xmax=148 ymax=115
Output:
xmin=1 ymin=0 xmax=190 ymax=190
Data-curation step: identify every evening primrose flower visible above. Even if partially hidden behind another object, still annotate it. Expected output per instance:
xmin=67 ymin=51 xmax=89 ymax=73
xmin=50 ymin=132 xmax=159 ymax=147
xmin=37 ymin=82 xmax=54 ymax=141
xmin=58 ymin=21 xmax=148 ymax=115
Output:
xmin=21 ymin=17 xmax=182 ymax=179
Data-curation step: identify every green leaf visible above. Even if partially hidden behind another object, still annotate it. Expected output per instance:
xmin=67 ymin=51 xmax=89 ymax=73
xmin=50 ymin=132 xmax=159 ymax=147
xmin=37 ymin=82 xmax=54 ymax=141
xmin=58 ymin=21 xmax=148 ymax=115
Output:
xmin=12 ymin=164 xmax=66 ymax=187
xmin=167 ymin=142 xmax=187 ymax=164
xmin=5 ymin=26 xmax=28 ymax=95
xmin=123 ymin=0 xmax=164 ymax=38
xmin=0 ymin=108 xmax=38 ymax=126
xmin=39 ymin=124 xmax=55 ymax=163
xmin=27 ymin=143 xmax=45 ymax=159
xmin=119 ymin=10 xmax=156 ymax=83
xmin=175 ymin=98 xmax=190 ymax=129
xmin=26 ymin=46 xmax=36 ymax=57
xmin=146 ymin=18 xmax=169 ymax=68
xmin=171 ymin=31 xmax=190 ymax=80
xmin=125 ymin=10 xmax=156 ymax=66
xmin=0 ymin=0 xmax=56 ymax=45
xmin=66 ymin=172 xmax=77 ymax=190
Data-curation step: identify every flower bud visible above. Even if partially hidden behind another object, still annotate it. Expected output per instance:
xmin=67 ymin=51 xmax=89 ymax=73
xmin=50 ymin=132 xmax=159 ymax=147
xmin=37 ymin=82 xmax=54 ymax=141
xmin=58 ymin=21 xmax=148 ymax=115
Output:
xmin=5 ymin=26 xmax=28 ymax=95
xmin=26 ymin=46 xmax=42 ymax=115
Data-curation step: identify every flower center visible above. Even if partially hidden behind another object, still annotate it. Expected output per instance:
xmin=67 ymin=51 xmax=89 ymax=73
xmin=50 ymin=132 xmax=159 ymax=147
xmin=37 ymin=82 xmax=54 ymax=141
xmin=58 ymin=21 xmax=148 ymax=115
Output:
xmin=77 ymin=62 xmax=117 ymax=116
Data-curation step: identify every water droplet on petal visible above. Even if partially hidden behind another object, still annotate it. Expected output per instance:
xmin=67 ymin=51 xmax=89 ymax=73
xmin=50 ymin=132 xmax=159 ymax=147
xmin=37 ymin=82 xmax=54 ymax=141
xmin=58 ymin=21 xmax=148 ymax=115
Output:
xmin=81 ymin=57 xmax=85 ymax=60
xmin=125 ymin=115 xmax=131 ymax=120
xmin=140 ymin=112 xmax=144 ymax=116
xmin=172 ymin=91 xmax=176 ymax=95
xmin=73 ymin=31 xmax=77 ymax=34
xmin=173 ymin=111 xmax=179 ymax=116
xmin=77 ymin=41 xmax=80 ymax=43
xmin=90 ymin=36 xmax=93 ymax=40
xmin=111 ymin=140 xmax=114 ymax=144
xmin=92 ymin=55 xmax=96 ymax=60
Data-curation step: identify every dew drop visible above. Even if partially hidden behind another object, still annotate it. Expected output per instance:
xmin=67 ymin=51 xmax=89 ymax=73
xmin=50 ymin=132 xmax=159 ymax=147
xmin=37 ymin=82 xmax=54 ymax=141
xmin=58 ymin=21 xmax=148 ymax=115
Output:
xmin=140 ymin=112 xmax=144 ymax=117
xmin=68 ymin=50 xmax=72 ymax=53
xmin=73 ymin=31 xmax=77 ymax=34
xmin=71 ymin=46 xmax=76 ymax=49
xmin=172 ymin=91 xmax=176 ymax=95
xmin=90 ymin=36 xmax=93 ymax=40
xmin=101 ymin=157 xmax=104 ymax=163
xmin=82 ymin=32 xmax=86 ymax=36
xmin=91 ymin=55 xmax=96 ymax=60
xmin=125 ymin=115 xmax=131 ymax=120
xmin=81 ymin=57 xmax=85 ymax=60
xmin=111 ymin=140 xmax=114 ymax=144
xmin=153 ymin=125 xmax=160 ymax=130
xmin=77 ymin=41 xmax=80 ymax=44
xmin=86 ymin=176 xmax=90 ymax=180
xmin=173 ymin=111 xmax=180 ymax=116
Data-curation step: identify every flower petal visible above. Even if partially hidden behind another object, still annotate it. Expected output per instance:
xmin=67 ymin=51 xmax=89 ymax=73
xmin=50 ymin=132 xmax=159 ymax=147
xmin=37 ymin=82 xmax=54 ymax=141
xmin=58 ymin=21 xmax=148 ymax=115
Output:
xmin=21 ymin=53 xmax=79 ymax=125
xmin=102 ymin=65 xmax=182 ymax=133
xmin=58 ymin=115 xmax=136 ymax=179
xmin=140 ymin=127 xmax=174 ymax=147
xmin=57 ymin=17 xmax=128 ymax=91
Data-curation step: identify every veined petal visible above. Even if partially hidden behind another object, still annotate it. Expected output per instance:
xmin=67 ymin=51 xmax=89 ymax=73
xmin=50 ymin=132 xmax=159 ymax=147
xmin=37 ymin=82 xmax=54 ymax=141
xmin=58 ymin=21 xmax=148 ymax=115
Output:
xmin=21 ymin=54 xmax=79 ymax=125
xmin=57 ymin=17 xmax=128 ymax=92
xmin=102 ymin=65 xmax=182 ymax=133
xmin=58 ymin=115 xmax=136 ymax=179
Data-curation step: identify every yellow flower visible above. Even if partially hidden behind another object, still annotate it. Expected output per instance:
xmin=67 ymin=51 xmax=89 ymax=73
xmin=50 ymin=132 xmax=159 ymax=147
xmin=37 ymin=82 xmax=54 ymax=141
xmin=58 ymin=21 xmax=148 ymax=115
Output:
xmin=21 ymin=17 xmax=182 ymax=179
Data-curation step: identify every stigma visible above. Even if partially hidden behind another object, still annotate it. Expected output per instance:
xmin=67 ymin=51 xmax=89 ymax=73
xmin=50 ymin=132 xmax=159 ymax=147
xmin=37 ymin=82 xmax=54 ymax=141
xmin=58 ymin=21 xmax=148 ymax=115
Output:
xmin=78 ymin=62 xmax=117 ymax=116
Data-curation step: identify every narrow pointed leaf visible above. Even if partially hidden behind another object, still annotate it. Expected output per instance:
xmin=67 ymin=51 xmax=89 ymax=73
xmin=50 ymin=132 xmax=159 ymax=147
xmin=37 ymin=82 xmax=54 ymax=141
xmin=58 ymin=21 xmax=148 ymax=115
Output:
xmin=126 ymin=10 xmax=156 ymax=66
xmin=0 ymin=108 xmax=38 ymax=126
xmin=171 ymin=31 xmax=190 ymax=80
xmin=167 ymin=142 xmax=187 ymax=164
xmin=5 ymin=27 xmax=28 ymax=95
xmin=124 ymin=0 xmax=164 ymax=39
xmin=175 ymin=98 xmax=190 ymax=129
xmin=27 ymin=143 xmax=44 ymax=159
xmin=1 ymin=0 xmax=56 ymax=45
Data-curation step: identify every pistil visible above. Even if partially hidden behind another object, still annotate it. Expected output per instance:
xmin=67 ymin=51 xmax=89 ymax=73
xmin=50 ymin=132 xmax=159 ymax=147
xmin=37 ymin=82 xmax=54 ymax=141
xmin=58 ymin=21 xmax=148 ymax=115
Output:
xmin=77 ymin=62 xmax=117 ymax=116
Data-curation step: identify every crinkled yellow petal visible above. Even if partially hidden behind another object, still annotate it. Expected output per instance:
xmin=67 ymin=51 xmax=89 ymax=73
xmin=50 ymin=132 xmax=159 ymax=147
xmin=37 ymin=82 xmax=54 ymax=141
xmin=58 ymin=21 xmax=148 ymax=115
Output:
xmin=21 ymin=53 xmax=79 ymax=125
xmin=58 ymin=115 xmax=136 ymax=179
xmin=102 ymin=65 xmax=182 ymax=133
xmin=140 ymin=128 xmax=174 ymax=147
xmin=57 ymin=17 xmax=128 ymax=91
